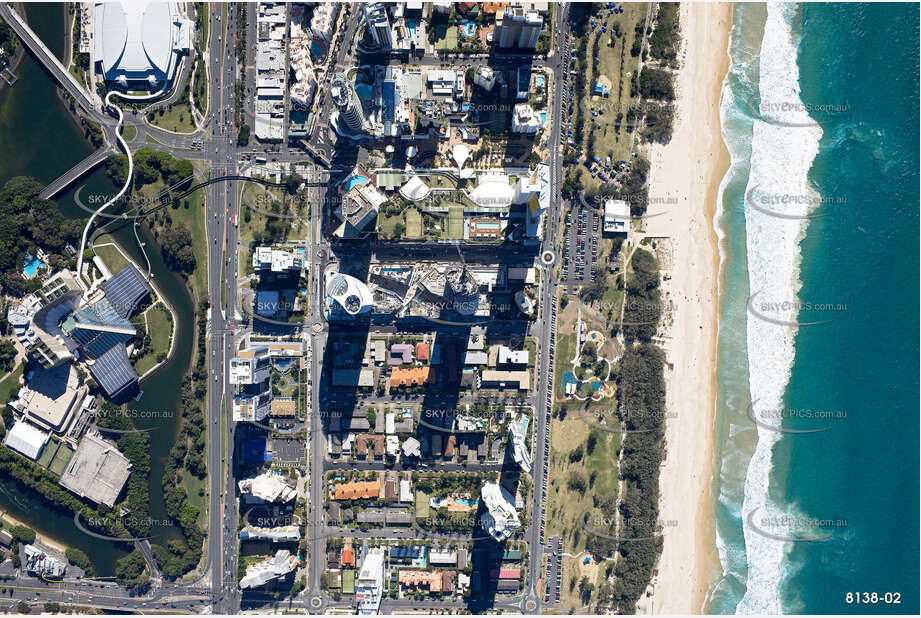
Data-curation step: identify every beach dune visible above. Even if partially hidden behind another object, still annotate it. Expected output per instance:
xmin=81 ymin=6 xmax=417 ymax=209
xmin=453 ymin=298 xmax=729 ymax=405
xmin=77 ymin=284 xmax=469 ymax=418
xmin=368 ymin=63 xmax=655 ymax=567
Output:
xmin=642 ymin=2 xmax=733 ymax=614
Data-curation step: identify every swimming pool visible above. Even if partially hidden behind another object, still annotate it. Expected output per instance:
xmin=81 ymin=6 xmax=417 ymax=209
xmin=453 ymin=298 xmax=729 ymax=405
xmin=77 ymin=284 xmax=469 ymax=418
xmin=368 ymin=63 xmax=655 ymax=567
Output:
xmin=407 ymin=19 xmax=417 ymax=38
xmin=22 ymin=254 xmax=46 ymax=278
xmin=475 ymin=221 xmax=500 ymax=230
xmin=460 ymin=22 xmax=476 ymax=38
xmin=540 ymin=111 xmax=547 ymax=124
xmin=344 ymin=175 xmax=370 ymax=191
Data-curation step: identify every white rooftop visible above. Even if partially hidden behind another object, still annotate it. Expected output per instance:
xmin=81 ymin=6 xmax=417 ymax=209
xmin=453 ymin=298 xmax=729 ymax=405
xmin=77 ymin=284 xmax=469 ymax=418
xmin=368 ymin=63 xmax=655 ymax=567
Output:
xmin=238 ymin=472 xmax=297 ymax=503
xmin=3 ymin=420 xmax=49 ymax=461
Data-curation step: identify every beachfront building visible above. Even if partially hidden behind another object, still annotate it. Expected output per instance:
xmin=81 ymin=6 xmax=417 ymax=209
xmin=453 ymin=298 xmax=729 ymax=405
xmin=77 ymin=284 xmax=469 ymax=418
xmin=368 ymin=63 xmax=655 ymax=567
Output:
xmin=603 ymin=198 xmax=632 ymax=238
xmin=93 ymin=2 xmax=192 ymax=90
xmin=254 ymin=3 xmax=288 ymax=140
xmin=331 ymin=73 xmax=365 ymax=133
xmin=23 ymin=545 xmax=67 ymax=578
xmin=362 ymin=2 xmax=392 ymax=51
xmin=229 ymin=347 xmax=272 ymax=385
xmin=509 ymin=414 xmax=532 ymax=473
xmin=8 ymin=363 xmax=86 ymax=435
xmin=326 ymin=273 xmax=374 ymax=317
xmin=496 ymin=3 xmax=543 ymax=49
xmin=239 ymin=526 xmax=301 ymax=543
xmin=473 ymin=66 xmax=497 ymax=91
xmin=232 ymin=389 xmax=272 ymax=422
xmin=252 ymin=247 xmax=303 ymax=275
xmin=512 ymin=103 xmax=544 ymax=134
xmin=480 ymin=481 xmax=521 ymax=541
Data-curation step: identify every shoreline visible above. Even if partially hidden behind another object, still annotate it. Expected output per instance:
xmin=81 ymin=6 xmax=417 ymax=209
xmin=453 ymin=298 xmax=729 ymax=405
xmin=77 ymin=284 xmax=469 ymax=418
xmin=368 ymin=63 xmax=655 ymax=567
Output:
xmin=0 ymin=510 xmax=68 ymax=554
xmin=643 ymin=2 xmax=733 ymax=614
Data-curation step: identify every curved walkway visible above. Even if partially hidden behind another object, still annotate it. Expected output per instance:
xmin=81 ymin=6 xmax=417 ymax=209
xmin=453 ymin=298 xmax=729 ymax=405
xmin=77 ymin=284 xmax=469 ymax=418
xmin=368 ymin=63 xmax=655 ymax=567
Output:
xmin=75 ymin=89 xmax=166 ymax=282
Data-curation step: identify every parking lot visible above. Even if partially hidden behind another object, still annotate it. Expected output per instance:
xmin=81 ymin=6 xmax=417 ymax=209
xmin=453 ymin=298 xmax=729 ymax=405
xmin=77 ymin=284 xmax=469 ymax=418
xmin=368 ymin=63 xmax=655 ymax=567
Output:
xmin=272 ymin=437 xmax=306 ymax=464
xmin=562 ymin=205 xmax=600 ymax=290
xmin=544 ymin=536 xmax=563 ymax=605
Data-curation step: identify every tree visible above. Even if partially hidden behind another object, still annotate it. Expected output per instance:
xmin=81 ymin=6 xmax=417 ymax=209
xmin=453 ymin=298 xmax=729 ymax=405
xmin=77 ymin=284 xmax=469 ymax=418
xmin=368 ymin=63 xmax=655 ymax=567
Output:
xmin=237 ymin=124 xmax=251 ymax=147
xmin=160 ymin=223 xmax=197 ymax=274
xmin=567 ymin=469 xmax=587 ymax=492
xmin=10 ymin=525 xmax=35 ymax=544
xmin=638 ymin=67 xmax=675 ymax=101
xmin=65 ymin=548 xmax=96 ymax=577
xmin=114 ymin=549 xmax=147 ymax=585
xmin=0 ymin=339 xmax=16 ymax=373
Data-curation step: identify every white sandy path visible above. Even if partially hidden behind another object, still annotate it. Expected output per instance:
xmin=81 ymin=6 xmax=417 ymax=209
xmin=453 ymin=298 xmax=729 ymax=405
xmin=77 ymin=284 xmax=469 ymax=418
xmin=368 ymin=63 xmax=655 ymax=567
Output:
xmin=639 ymin=3 xmax=733 ymax=614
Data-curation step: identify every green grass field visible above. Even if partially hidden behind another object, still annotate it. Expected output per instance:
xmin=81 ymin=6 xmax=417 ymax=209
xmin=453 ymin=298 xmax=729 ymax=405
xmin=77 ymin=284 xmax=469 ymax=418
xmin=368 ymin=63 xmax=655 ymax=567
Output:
xmin=0 ymin=363 xmax=24 ymax=407
xmin=121 ymin=123 xmax=138 ymax=142
xmin=378 ymin=213 xmax=405 ymax=239
xmin=93 ymin=241 xmax=131 ymax=275
xmin=405 ymin=208 xmax=423 ymax=239
xmin=414 ymin=489 xmax=432 ymax=519
xmin=446 ymin=204 xmax=464 ymax=239
xmin=574 ymin=3 xmax=649 ymax=191
xmin=167 ymin=186 xmax=208 ymax=299
xmin=434 ymin=24 xmax=458 ymax=51
xmin=148 ymin=101 xmax=197 ymax=134
xmin=49 ymin=442 xmax=74 ymax=476
xmin=546 ymin=414 xmax=621 ymax=556
xmin=182 ymin=467 xmax=209 ymax=528
xmin=133 ymin=303 xmax=173 ymax=376
xmin=341 ymin=569 xmax=355 ymax=594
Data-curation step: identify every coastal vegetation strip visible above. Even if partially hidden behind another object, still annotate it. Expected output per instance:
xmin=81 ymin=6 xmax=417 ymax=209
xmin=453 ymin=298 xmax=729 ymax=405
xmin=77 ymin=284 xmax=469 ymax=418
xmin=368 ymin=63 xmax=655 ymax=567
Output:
xmin=547 ymin=3 xmax=681 ymax=611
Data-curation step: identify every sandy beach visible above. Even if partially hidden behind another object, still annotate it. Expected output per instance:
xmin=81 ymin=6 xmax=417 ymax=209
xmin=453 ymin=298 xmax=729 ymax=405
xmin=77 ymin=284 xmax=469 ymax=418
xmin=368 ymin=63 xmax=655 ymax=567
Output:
xmin=0 ymin=511 xmax=68 ymax=554
xmin=642 ymin=2 xmax=733 ymax=614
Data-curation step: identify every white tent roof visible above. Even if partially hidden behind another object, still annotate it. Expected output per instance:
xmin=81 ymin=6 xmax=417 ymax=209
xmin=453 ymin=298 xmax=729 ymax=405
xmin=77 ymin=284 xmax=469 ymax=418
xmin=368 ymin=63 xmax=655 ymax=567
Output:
xmin=3 ymin=420 xmax=49 ymax=460
xmin=399 ymin=175 xmax=430 ymax=201
xmin=470 ymin=175 xmax=515 ymax=208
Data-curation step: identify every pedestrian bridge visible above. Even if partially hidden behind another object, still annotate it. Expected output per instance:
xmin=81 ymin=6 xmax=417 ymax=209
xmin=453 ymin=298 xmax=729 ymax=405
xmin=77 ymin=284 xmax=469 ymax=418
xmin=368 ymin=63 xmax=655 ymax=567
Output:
xmin=39 ymin=146 xmax=113 ymax=199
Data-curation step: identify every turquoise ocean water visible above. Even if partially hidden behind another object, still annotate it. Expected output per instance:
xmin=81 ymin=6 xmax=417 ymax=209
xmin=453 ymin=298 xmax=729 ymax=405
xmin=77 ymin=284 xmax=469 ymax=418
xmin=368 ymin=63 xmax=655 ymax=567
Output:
xmin=709 ymin=3 xmax=918 ymax=614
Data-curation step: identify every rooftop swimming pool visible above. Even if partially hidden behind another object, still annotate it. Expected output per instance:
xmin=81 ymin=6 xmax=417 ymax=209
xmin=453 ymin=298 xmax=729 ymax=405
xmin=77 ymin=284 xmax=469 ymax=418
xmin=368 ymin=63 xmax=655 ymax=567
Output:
xmin=344 ymin=175 xmax=370 ymax=192
xmin=474 ymin=221 xmax=500 ymax=230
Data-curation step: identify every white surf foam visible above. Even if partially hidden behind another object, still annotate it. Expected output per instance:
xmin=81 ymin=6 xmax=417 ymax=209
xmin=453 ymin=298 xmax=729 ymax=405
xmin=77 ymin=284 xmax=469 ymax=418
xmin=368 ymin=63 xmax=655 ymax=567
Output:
xmin=735 ymin=3 xmax=823 ymax=614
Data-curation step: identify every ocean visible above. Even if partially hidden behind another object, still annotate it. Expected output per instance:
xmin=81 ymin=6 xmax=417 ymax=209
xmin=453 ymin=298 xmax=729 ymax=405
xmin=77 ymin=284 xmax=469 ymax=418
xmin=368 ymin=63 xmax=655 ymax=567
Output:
xmin=709 ymin=3 xmax=919 ymax=615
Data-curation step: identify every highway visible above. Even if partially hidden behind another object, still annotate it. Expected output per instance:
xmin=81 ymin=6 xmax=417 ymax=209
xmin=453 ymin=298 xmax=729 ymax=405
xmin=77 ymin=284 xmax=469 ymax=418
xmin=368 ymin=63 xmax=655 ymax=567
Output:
xmin=203 ymin=2 xmax=247 ymax=614
xmin=521 ymin=4 xmax=572 ymax=613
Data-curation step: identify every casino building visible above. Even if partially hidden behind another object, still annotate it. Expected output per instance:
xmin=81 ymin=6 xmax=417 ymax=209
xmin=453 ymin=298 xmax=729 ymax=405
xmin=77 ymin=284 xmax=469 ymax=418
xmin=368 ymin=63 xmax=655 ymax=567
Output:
xmin=93 ymin=1 xmax=192 ymax=90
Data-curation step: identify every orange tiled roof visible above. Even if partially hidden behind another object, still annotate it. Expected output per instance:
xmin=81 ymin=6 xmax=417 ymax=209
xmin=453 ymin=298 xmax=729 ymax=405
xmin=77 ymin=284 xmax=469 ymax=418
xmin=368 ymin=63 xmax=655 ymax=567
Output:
xmin=415 ymin=343 xmax=430 ymax=361
xmin=390 ymin=366 xmax=432 ymax=388
xmin=329 ymin=479 xmax=380 ymax=500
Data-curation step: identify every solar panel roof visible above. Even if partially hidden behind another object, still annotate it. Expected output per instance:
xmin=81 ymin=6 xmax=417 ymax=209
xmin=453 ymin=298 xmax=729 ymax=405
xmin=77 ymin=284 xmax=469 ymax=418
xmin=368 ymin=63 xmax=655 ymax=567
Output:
xmin=100 ymin=265 xmax=152 ymax=318
xmin=88 ymin=345 xmax=138 ymax=399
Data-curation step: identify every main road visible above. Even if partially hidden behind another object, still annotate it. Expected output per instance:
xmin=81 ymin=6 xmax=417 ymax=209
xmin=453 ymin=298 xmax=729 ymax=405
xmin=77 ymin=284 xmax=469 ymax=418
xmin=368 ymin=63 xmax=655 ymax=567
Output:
xmin=203 ymin=3 xmax=245 ymax=614
xmin=521 ymin=3 xmax=572 ymax=614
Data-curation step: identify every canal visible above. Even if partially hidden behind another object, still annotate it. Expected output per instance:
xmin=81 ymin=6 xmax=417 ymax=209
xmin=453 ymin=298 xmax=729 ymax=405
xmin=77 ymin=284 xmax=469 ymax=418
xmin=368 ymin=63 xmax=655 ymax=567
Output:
xmin=0 ymin=3 xmax=194 ymax=575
